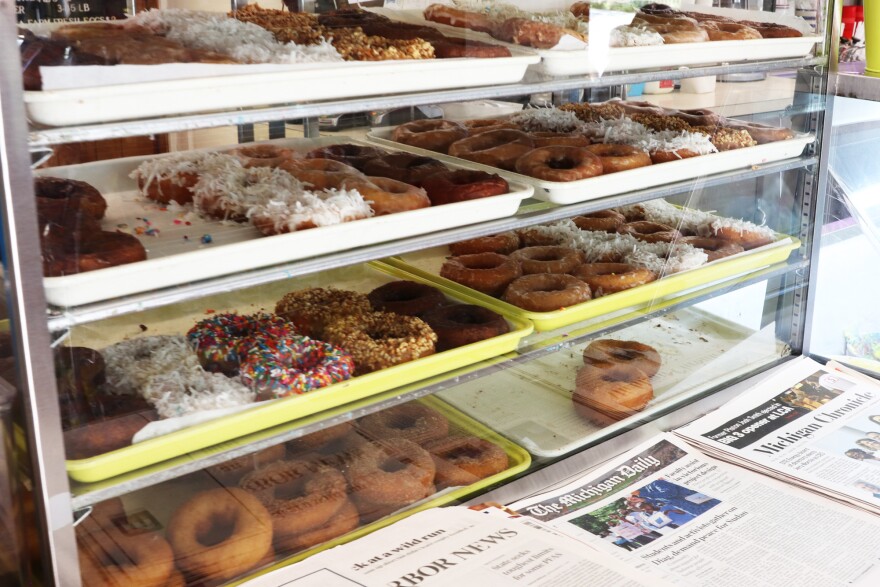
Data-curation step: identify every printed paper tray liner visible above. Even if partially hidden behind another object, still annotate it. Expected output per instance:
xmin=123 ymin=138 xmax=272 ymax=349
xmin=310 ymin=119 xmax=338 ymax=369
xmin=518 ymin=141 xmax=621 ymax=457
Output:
xmin=64 ymin=262 xmax=532 ymax=483
xmin=226 ymin=394 xmax=531 ymax=584
xmin=384 ymin=236 xmax=800 ymax=332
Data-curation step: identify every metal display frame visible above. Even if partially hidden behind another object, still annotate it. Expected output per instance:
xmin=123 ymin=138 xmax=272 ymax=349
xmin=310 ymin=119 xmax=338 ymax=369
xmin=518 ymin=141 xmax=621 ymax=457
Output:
xmin=0 ymin=1 xmax=843 ymax=584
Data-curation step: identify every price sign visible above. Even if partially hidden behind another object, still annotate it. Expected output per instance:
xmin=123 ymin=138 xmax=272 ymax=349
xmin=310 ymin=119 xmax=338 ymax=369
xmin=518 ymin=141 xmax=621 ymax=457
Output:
xmin=16 ymin=0 xmax=130 ymax=24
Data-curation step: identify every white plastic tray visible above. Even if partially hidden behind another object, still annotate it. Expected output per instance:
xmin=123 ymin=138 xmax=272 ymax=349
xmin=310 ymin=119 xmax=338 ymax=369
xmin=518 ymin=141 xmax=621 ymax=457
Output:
xmin=437 ymin=308 xmax=786 ymax=458
xmin=37 ymin=137 xmax=533 ymax=307
xmin=368 ymin=127 xmax=814 ymax=204
xmin=25 ymin=53 xmax=539 ymax=127
xmin=376 ymin=8 xmax=820 ymax=77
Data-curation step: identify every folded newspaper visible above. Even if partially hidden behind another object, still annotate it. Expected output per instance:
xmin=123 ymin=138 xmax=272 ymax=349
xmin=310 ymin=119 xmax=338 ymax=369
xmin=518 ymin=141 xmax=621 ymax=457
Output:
xmin=245 ymin=357 xmax=880 ymax=586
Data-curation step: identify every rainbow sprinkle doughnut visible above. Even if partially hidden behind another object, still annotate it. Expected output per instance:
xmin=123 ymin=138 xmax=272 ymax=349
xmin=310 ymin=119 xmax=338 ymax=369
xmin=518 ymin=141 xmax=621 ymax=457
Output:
xmin=186 ymin=313 xmax=295 ymax=376
xmin=240 ymin=334 xmax=355 ymax=399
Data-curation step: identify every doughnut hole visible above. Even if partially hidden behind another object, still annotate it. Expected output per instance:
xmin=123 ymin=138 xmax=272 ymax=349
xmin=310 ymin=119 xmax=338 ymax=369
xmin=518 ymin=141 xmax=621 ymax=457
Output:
xmin=548 ymin=155 xmax=577 ymax=169
xmin=196 ymin=509 xmax=238 ymax=548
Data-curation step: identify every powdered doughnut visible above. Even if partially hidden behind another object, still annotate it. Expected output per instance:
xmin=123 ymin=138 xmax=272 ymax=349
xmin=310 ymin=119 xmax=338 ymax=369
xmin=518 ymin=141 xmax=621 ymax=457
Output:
xmin=167 ymin=488 xmax=272 ymax=581
xmin=355 ymin=402 xmax=449 ymax=444
xmin=391 ymin=119 xmax=468 ymax=154
xmin=449 ymin=232 xmax=520 ymax=256
xmin=419 ymin=169 xmax=509 ymax=206
xmin=367 ymin=280 xmax=447 ymax=317
xmin=346 ymin=438 xmax=436 ymax=507
xmin=585 ymin=143 xmax=652 ymax=174
xmin=511 ymin=246 xmax=583 ymax=274
xmin=618 ymin=221 xmax=682 ymax=243
xmin=420 ymin=304 xmax=510 ymax=351
xmin=679 ymin=236 xmax=744 ymax=261
xmin=448 ymin=129 xmax=535 ymax=171
xmin=582 ymin=339 xmax=662 ymax=377
xmin=186 ymin=312 xmax=294 ymax=376
xmin=424 ymin=436 xmax=509 ymax=488
xmin=502 ymin=274 xmax=592 ymax=312
xmin=239 ymin=334 xmax=355 ymax=400
xmin=240 ymin=460 xmax=347 ymax=539
xmin=573 ymin=362 xmax=654 ymax=425
xmin=514 ymin=146 xmax=603 ymax=181
xmin=573 ymin=210 xmax=626 ymax=233
xmin=572 ymin=263 xmax=657 ymax=295
xmin=275 ymin=288 xmax=372 ymax=339
xmin=440 ymin=252 xmax=522 ymax=296
xmin=322 ymin=312 xmax=437 ymax=375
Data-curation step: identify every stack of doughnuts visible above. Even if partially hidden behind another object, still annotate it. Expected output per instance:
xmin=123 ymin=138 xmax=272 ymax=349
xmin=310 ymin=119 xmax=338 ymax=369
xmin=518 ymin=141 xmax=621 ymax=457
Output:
xmin=573 ymin=339 xmax=662 ymax=425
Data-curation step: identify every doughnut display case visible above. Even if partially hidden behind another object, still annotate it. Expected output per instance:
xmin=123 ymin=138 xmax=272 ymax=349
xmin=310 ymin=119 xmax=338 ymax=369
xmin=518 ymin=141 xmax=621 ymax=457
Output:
xmin=0 ymin=0 xmax=857 ymax=585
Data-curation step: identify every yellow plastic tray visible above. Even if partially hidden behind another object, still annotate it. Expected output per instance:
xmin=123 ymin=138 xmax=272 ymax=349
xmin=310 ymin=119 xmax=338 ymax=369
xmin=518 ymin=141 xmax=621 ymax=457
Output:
xmin=384 ymin=236 xmax=801 ymax=332
xmin=230 ymin=394 xmax=532 ymax=584
xmin=65 ymin=263 xmax=533 ymax=483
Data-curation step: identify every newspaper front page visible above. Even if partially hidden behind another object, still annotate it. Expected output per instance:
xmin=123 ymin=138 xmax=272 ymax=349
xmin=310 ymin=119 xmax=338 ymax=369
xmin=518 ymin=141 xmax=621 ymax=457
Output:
xmin=509 ymin=433 xmax=880 ymax=587
xmin=675 ymin=357 xmax=880 ymax=514
xmin=242 ymin=507 xmax=667 ymax=587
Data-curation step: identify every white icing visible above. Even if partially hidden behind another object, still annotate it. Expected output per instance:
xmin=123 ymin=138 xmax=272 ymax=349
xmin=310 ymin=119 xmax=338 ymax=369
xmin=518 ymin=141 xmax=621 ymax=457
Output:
xmin=610 ymin=25 xmax=664 ymax=47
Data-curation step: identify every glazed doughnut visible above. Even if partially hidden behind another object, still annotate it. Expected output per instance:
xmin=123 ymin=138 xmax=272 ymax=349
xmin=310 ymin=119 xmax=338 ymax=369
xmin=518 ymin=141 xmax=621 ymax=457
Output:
xmin=275 ymin=287 xmax=372 ymax=339
xmin=570 ymin=1 xmax=591 ymax=19
xmin=464 ymin=119 xmax=520 ymax=134
xmin=658 ymin=27 xmax=710 ymax=43
xmin=35 ymin=177 xmax=107 ymax=226
xmin=323 ymin=312 xmax=437 ymax=375
xmin=585 ymin=144 xmax=652 ymax=174
xmin=572 ymin=263 xmax=657 ymax=295
xmin=514 ymin=146 xmax=603 ymax=182
xmin=167 ymin=488 xmax=273 ymax=582
xmin=419 ymin=169 xmax=510 ymax=206
xmin=78 ymin=528 xmax=175 ymax=587
xmin=650 ymin=147 xmax=703 ymax=164
xmin=448 ymin=129 xmax=535 ymax=171
xmin=639 ymin=3 xmax=681 ymax=16
xmin=740 ymin=20 xmax=803 ymax=38
xmin=361 ymin=153 xmax=448 ymax=185
xmin=572 ymin=210 xmax=626 ymax=233
xmin=529 ymin=131 xmax=591 ymax=148
xmin=582 ymin=339 xmax=662 ymax=377
xmin=42 ymin=230 xmax=147 ymax=277
xmin=355 ymin=402 xmax=449 ymax=444
xmin=368 ymin=280 xmax=447 ymax=317
xmin=421 ymin=304 xmax=510 ymax=351
xmin=346 ymin=438 xmax=436 ymax=507
xmin=240 ymin=460 xmax=347 ymax=539
xmin=431 ymin=37 xmax=513 ymax=59
xmin=164 ymin=570 xmax=186 ymax=587
xmin=207 ymin=444 xmax=287 ymax=486
xmin=306 ymin=144 xmax=385 ymax=171
xmin=725 ymin=120 xmax=795 ymax=144
xmin=679 ymin=236 xmax=744 ymax=261
xmin=231 ymin=144 xmax=297 ymax=168
xmin=423 ymin=4 xmax=497 ymax=34
xmin=240 ymin=334 xmax=355 ymax=400
xmin=497 ymin=17 xmax=585 ymax=49
xmin=502 ymin=274 xmax=592 ymax=312
xmin=391 ymin=119 xmax=468 ymax=154
xmin=573 ymin=363 xmax=654 ymax=425
xmin=700 ymin=21 xmax=762 ymax=41
xmin=617 ymin=221 xmax=682 ymax=243
xmin=449 ymin=232 xmax=520 ymax=256
xmin=711 ymin=224 xmax=775 ymax=250
xmin=343 ymin=176 xmax=430 ymax=216
xmin=281 ymin=158 xmax=365 ymax=190
xmin=274 ymin=498 xmax=360 ymax=554
xmin=511 ymin=246 xmax=583 ymax=274
xmin=186 ymin=312 xmax=294 ymax=376
xmin=439 ymin=252 xmax=522 ymax=296
xmin=517 ymin=227 xmax=564 ymax=247
xmin=424 ymin=436 xmax=509 ymax=488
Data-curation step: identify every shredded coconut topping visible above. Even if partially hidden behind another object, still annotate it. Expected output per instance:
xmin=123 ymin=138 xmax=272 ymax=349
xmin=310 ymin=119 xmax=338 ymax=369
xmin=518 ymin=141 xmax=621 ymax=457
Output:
xmin=509 ymin=108 xmax=587 ymax=133
xmin=610 ymin=25 xmax=665 ymax=47
xmin=583 ymin=117 xmax=717 ymax=156
xmin=618 ymin=199 xmax=777 ymax=241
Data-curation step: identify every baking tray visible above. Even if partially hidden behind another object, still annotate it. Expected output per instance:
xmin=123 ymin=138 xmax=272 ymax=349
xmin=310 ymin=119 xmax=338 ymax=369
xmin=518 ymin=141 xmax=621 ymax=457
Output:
xmin=36 ymin=137 xmax=533 ymax=308
xmin=437 ymin=308 xmax=787 ymax=457
xmin=382 ymin=234 xmax=800 ymax=332
xmin=375 ymin=8 xmax=820 ymax=77
xmin=63 ymin=262 xmax=533 ymax=483
xmin=368 ymin=127 xmax=814 ymax=205
xmin=24 ymin=52 xmax=540 ymax=127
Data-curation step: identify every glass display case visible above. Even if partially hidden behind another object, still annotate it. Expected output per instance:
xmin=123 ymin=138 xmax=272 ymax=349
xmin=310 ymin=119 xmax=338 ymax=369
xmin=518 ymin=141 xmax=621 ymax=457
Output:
xmin=0 ymin=0 xmax=852 ymax=584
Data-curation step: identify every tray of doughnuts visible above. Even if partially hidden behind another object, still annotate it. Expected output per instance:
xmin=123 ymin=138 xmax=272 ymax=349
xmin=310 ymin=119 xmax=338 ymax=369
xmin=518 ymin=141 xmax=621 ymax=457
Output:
xmin=367 ymin=103 xmax=814 ymax=205
xmin=61 ymin=262 xmax=532 ymax=483
xmin=36 ymin=136 xmax=533 ymax=308
xmin=73 ymin=395 xmax=530 ymax=586
xmin=383 ymin=198 xmax=800 ymax=332
xmin=436 ymin=307 xmax=785 ymax=457
xmin=375 ymin=4 xmax=820 ymax=77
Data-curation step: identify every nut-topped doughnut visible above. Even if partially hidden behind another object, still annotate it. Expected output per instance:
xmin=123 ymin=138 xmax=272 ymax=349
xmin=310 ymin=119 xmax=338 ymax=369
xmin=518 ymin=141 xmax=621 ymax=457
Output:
xmin=275 ymin=288 xmax=372 ymax=339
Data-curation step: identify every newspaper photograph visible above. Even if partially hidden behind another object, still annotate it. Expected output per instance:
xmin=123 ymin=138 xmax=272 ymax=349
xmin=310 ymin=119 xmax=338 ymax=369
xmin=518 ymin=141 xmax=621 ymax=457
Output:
xmin=675 ymin=357 xmax=880 ymax=513
xmin=509 ymin=433 xmax=880 ymax=587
